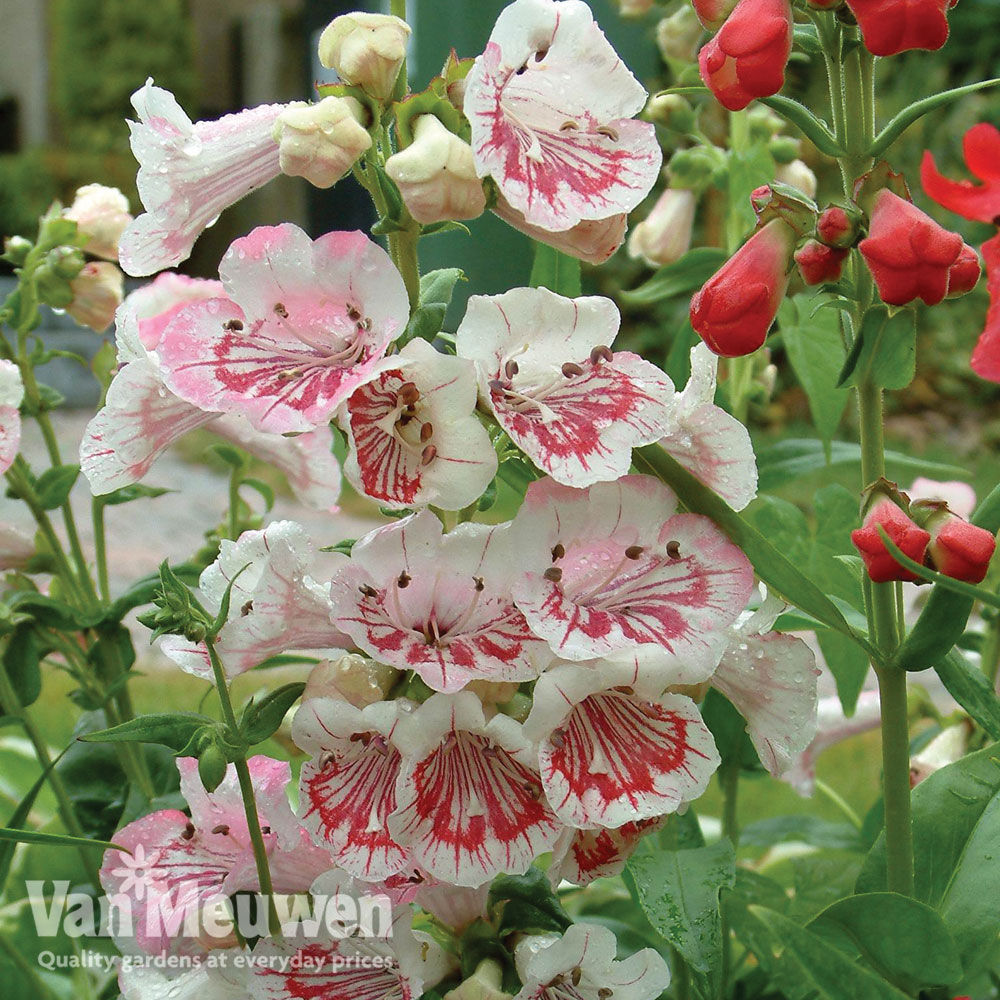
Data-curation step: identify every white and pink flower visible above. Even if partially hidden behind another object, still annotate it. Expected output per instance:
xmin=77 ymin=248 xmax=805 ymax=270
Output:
xmin=658 ymin=344 xmax=758 ymax=510
xmin=464 ymin=0 xmax=661 ymax=233
xmin=524 ymin=661 xmax=719 ymax=828
xmin=388 ymin=692 xmax=562 ymax=886
xmin=156 ymin=224 xmax=409 ymax=434
xmin=329 ymin=510 xmax=553 ymax=693
xmin=548 ymin=817 xmax=666 ymax=886
xmin=119 ymin=81 xmax=288 ymax=276
xmin=342 ymin=338 xmax=497 ymax=510
xmin=510 ymin=476 xmax=755 ymax=672
xmin=456 ymin=287 xmax=676 ymax=487
xmin=0 ymin=360 xmax=24 ymax=476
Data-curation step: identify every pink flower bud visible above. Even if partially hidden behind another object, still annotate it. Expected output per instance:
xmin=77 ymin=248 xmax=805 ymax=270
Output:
xmin=63 ymin=184 xmax=132 ymax=262
xmin=850 ymin=497 xmax=931 ymax=584
xmin=690 ymin=219 xmax=796 ymax=357
xmin=318 ymin=12 xmax=411 ymax=101
xmin=385 ymin=114 xmax=486 ymax=224
xmin=627 ymin=188 xmax=696 ymax=268
xmin=924 ymin=509 xmax=997 ymax=583
xmin=859 ymin=189 xmax=965 ymax=307
xmin=272 ymin=97 xmax=371 ymax=189
xmin=692 ymin=0 xmax=740 ymax=29
xmin=698 ymin=0 xmax=793 ymax=112
xmin=946 ymin=243 xmax=982 ymax=298
xmin=845 ymin=0 xmax=951 ymax=57
xmin=794 ymin=240 xmax=849 ymax=285
xmin=66 ymin=261 xmax=124 ymax=333
xmin=816 ymin=205 xmax=858 ymax=249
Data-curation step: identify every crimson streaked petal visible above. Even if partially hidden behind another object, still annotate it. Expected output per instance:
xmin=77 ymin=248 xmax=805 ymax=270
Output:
xmin=548 ymin=817 xmax=666 ymax=886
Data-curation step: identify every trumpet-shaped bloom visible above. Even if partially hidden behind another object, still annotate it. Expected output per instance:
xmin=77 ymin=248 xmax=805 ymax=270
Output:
xmin=513 ymin=925 xmax=670 ymax=1000
xmin=456 ymin=287 xmax=676 ymax=487
xmin=343 ymin=338 xmax=497 ymax=510
xmin=0 ymin=360 xmax=24 ymax=475
xmin=525 ymin=662 xmax=719 ymax=828
xmin=510 ymin=476 xmax=755 ymax=672
xmin=845 ymin=0 xmax=951 ymax=57
xmin=157 ymin=224 xmax=409 ymax=434
xmin=329 ymin=511 xmax=553 ymax=693
xmin=548 ymin=817 xmax=666 ymax=885
xmin=161 ymin=521 xmax=350 ymax=678
xmin=709 ymin=594 xmax=819 ymax=776
xmin=921 ymin=123 xmax=1000 ymax=224
xmin=81 ymin=276 xmax=343 ymax=509
xmin=119 ymin=81 xmax=288 ymax=276
xmin=100 ymin=757 xmax=333 ymax=954
xmin=294 ymin=698 xmax=408 ymax=880
xmin=389 ymin=692 xmax=562 ymax=886
xmin=657 ymin=344 xmax=758 ymax=510
xmin=464 ymin=0 xmax=661 ymax=233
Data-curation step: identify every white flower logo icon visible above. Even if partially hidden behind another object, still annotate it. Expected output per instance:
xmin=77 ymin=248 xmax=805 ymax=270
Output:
xmin=109 ymin=844 xmax=167 ymax=901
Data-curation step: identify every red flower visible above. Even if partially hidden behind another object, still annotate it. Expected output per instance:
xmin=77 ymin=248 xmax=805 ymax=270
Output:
xmin=927 ymin=515 xmax=997 ymax=584
xmin=851 ymin=497 xmax=931 ymax=584
xmin=794 ymin=241 xmax=849 ymax=285
xmin=690 ymin=219 xmax=796 ymax=357
xmin=859 ymin=190 xmax=969 ymax=306
xmin=946 ymin=244 xmax=982 ymax=298
xmin=971 ymin=233 xmax=1000 ymax=383
xmin=921 ymin=123 xmax=1000 ymax=224
xmin=698 ymin=0 xmax=793 ymax=112
xmin=845 ymin=0 xmax=951 ymax=57
xmin=816 ymin=206 xmax=859 ymax=249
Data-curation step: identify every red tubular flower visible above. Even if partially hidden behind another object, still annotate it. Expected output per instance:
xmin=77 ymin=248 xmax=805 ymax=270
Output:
xmin=816 ymin=205 xmax=859 ymax=249
xmin=794 ymin=241 xmax=849 ymax=285
xmin=946 ymin=244 xmax=982 ymax=298
xmin=859 ymin=190 xmax=966 ymax=306
xmin=697 ymin=0 xmax=793 ymax=112
xmin=926 ymin=513 xmax=997 ymax=584
xmin=921 ymin=123 xmax=1000 ymax=224
xmin=690 ymin=219 xmax=796 ymax=357
xmin=971 ymin=233 xmax=1000 ymax=383
xmin=845 ymin=0 xmax=951 ymax=57
xmin=850 ymin=497 xmax=931 ymax=584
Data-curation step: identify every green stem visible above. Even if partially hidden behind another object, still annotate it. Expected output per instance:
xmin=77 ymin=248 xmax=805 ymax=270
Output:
xmin=814 ymin=778 xmax=863 ymax=830
xmin=205 ymin=638 xmax=281 ymax=936
xmin=982 ymin=609 xmax=1000 ymax=687
xmin=719 ymin=764 xmax=740 ymax=999
xmin=671 ymin=946 xmax=691 ymax=1000
xmin=842 ymin=39 xmax=874 ymax=189
xmin=228 ymin=467 xmax=241 ymax=541
xmin=92 ymin=499 xmax=110 ymax=603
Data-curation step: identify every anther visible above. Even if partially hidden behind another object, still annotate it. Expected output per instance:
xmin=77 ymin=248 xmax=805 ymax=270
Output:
xmin=397 ymin=571 xmax=411 ymax=588
xmin=223 ymin=319 xmax=243 ymax=332
xmin=523 ymin=780 xmax=543 ymax=800
xmin=625 ymin=545 xmax=644 ymax=560
xmin=598 ymin=989 xmax=614 ymax=1000
xmin=273 ymin=302 xmax=288 ymax=318
xmin=612 ymin=685 xmax=635 ymax=695
xmin=544 ymin=566 xmax=563 ymax=583
xmin=488 ymin=378 xmax=507 ymax=393
xmin=505 ymin=359 xmax=519 ymax=378
xmin=560 ymin=120 xmax=580 ymax=132
xmin=561 ymin=361 xmax=585 ymax=378
xmin=549 ymin=728 xmax=566 ymax=749
xmin=551 ymin=543 xmax=565 ymax=561
xmin=398 ymin=381 xmax=419 ymax=406
xmin=421 ymin=444 xmax=437 ymax=465
xmin=596 ymin=126 xmax=619 ymax=141
xmin=240 ymin=600 xmax=253 ymax=617
xmin=261 ymin=826 xmax=271 ymax=835
xmin=319 ymin=751 xmax=335 ymax=770
xmin=347 ymin=304 xmax=361 ymax=321
xmin=473 ymin=576 xmax=485 ymax=592
xmin=590 ymin=345 xmax=613 ymax=364
xmin=571 ymin=967 xmax=583 ymax=986
xmin=534 ymin=47 xmax=549 ymax=61
xmin=666 ymin=540 xmax=681 ymax=558
xmin=181 ymin=822 xmax=195 ymax=840
xmin=212 ymin=824 xmax=230 ymax=836
xmin=420 ymin=422 xmax=434 ymax=442
xmin=359 ymin=584 xmax=379 ymax=598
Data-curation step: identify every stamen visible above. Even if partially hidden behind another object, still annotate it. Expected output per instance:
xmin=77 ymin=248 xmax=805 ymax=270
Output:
xmin=473 ymin=576 xmax=485 ymax=592
xmin=359 ymin=584 xmax=379 ymax=599
xmin=596 ymin=125 xmax=619 ymax=141
xmin=181 ymin=822 xmax=195 ymax=840
xmin=488 ymin=378 xmax=508 ymax=394
xmin=441 ymin=577 xmax=486 ymax=638
xmin=347 ymin=304 xmax=361 ymax=322
xmin=561 ymin=361 xmax=585 ymax=378
xmin=211 ymin=825 xmax=230 ymax=836
xmin=625 ymin=545 xmax=644 ymax=560
xmin=560 ymin=120 xmax=580 ymax=132
xmin=666 ymin=540 xmax=682 ymax=558
xmin=397 ymin=571 xmax=411 ymax=589
xmin=505 ymin=359 xmax=519 ymax=378
xmin=612 ymin=685 xmax=635 ymax=695
xmin=590 ymin=345 xmax=613 ymax=364
xmin=398 ymin=381 xmax=420 ymax=407
xmin=240 ymin=600 xmax=254 ymax=616
xmin=421 ymin=444 xmax=437 ymax=465
xmin=223 ymin=318 xmax=244 ymax=332
xmin=571 ymin=967 xmax=583 ymax=986
xmin=551 ymin=543 xmax=565 ymax=561
xmin=544 ymin=566 xmax=563 ymax=583
xmin=549 ymin=727 xmax=566 ymax=749
xmin=273 ymin=302 xmax=288 ymax=318
xmin=318 ymin=751 xmax=335 ymax=770
xmin=420 ymin=422 xmax=434 ymax=442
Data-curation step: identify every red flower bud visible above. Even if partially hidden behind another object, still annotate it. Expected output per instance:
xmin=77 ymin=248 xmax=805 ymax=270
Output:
xmin=859 ymin=189 xmax=965 ymax=307
xmin=946 ymin=243 xmax=981 ymax=298
xmin=816 ymin=205 xmax=858 ymax=248
xmin=794 ymin=240 xmax=849 ymax=285
xmin=923 ymin=510 xmax=997 ymax=584
xmin=697 ymin=0 xmax=793 ymax=112
xmin=690 ymin=219 xmax=796 ymax=357
xmin=850 ymin=497 xmax=931 ymax=584
xmin=845 ymin=0 xmax=951 ymax=58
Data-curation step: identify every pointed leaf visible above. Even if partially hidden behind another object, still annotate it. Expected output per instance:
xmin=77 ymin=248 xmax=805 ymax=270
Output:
xmin=759 ymin=96 xmax=844 ymax=157
xmin=529 ymin=243 xmax=581 ymax=297
xmin=78 ymin=712 xmax=213 ymax=752
xmin=621 ymin=247 xmax=728 ymax=306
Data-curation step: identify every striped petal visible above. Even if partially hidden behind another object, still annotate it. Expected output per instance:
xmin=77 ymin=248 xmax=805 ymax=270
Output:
xmin=548 ymin=817 xmax=666 ymax=885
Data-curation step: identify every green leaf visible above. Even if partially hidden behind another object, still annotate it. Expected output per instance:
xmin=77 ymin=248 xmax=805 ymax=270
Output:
xmin=401 ymin=267 xmax=465 ymax=345
xmin=807 ymin=893 xmax=962 ymax=993
xmin=756 ymin=438 xmax=971 ymax=492
xmin=241 ymin=477 xmax=275 ymax=511
xmin=730 ymin=904 xmax=910 ymax=999
xmin=635 ymin=445 xmax=875 ymax=657
xmin=96 ymin=484 xmax=173 ymax=507
xmin=627 ymin=839 xmax=734 ymax=973
xmin=33 ymin=464 xmax=79 ymax=510
xmin=837 ymin=307 xmax=915 ymax=391
xmin=240 ymin=682 xmax=305 ymax=746
xmin=777 ymin=296 xmax=850 ymax=450
xmin=817 ymin=630 xmax=870 ymax=715
xmin=740 ymin=815 xmax=864 ymax=852
xmin=487 ymin=867 xmax=572 ymax=935
xmin=759 ymin=96 xmax=844 ymax=156
xmin=529 ymin=243 xmax=581 ymax=297
xmin=620 ymin=247 xmax=728 ymax=306
xmin=8 ymin=590 xmax=103 ymax=630
xmin=208 ymin=444 xmax=248 ymax=470
xmin=2 ymin=626 xmax=43 ymax=708
xmin=933 ymin=650 xmax=1000 ymax=740
xmin=869 ymin=78 xmax=1000 ymax=158
xmin=79 ymin=712 xmax=214 ymax=752
xmin=701 ymin=688 xmax=761 ymax=771
xmin=857 ymin=744 xmax=1000 ymax=979
xmin=0 ymin=827 xmax=123 ymax=851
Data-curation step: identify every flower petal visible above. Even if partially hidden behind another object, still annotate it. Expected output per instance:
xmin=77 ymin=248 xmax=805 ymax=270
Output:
xmin=548 ymin=817 xmax=666 ymax=885
xmin=971 ymin=232 xmax=1000 ymax=383
xmin=0 ymin=360 xmax=24 ymax=476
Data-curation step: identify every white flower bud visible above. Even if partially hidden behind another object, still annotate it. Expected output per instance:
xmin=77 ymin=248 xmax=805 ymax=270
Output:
xmin=385 ymin=115 xmax=486 ymax=224
xmin=617 ymin=0 xmax=655 ymax=16
xmin=303 ymin=653 xmax=398 ymax=708
xmin=0 ymin=524 xmax=34 ymax=571
xmin=67 ymin=261 xmax=124 ymax=332
xmin=774 ymin=159 xmax=817 ymax=199
xmin=444 ymin=958 xmax=512 ymax=1000
xmin=319 ymin=12 xmax=411 ymax=101
xmin=272 ymin=97 xmax=372 ymax=189
xmin=656 ymin=6 xmax=703 ymax=63
xmin=63 ymin=184 xmax=132 ymax=262
xmin=627 ymin=187 xmax=696 ymax=268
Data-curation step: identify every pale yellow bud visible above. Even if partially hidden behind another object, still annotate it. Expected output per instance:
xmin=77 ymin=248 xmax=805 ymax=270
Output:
xmin=385 ymin=115 xmax=486 ymax=224
xmin=444 ymin=958 xmax=513 ymax=1000
xmin=656 ymin=6 xmax=703 ymax=63
xmin=627 ymin=187 xmax=696 ymax=268
xmin=319 ymin=12 xmax=411 ymax=101
xmin=774 ymin=159 xmax=817 ymax=199
xmin=303 ymin=653 xmax=398 ymax=708
xmin=63 ymin=184 xmax=132 ymax=262
xmin=273 ymin=97 xmax=372 ymax=189
xmin=67 ymin=261 xmax=123 ymax=332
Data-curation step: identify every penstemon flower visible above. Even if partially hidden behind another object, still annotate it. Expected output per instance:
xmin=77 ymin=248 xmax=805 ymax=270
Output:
xmin=845 ymin=0 xmax=953 ymax=57
xmin=0 ymin=360 xmax=24 ymax=476
xmin=456 ymin=286 xmax=677 ymax=487
xmin=548 ymin=817 xmax=666 ymax=885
